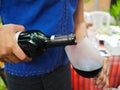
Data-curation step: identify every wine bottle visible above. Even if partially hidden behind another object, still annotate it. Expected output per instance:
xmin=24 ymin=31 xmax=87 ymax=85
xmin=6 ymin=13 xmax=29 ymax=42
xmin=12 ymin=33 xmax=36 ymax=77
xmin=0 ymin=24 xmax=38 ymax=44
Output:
xmin=16 ymin=30 xmax=76 ymax=57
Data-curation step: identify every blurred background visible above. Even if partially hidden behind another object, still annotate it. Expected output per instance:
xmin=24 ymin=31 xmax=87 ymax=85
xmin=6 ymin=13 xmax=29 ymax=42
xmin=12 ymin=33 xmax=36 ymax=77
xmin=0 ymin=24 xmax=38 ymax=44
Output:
xmin=0 ymin=0 xmax=120 ymax=90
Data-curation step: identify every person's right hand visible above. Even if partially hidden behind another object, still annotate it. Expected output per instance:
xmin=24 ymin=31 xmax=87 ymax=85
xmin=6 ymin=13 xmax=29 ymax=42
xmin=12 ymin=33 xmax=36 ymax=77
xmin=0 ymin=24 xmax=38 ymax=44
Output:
xmin=0 ymin=24 xmax=32 ymax=64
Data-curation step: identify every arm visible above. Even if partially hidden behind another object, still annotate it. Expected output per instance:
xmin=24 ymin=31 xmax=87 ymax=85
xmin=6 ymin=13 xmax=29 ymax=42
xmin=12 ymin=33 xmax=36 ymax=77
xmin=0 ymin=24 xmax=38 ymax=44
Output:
xmin=74 ymin=0 xmax=84 ymax=26
xmin=74 ymin=0 xmax=87 ymax=43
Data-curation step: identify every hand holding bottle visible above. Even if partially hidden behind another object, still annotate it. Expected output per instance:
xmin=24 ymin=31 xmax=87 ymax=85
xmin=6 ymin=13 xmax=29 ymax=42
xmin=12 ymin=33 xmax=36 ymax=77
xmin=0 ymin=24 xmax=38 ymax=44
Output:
xmin=0 ymin=24 xmax=31 ymax=64
xmin=16 ymin=30 xmax=76 ymax=57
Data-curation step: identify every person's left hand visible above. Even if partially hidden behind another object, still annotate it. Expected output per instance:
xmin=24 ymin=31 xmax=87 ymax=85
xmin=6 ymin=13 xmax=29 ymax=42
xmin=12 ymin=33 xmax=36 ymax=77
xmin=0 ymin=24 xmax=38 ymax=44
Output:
xmin=94 ymin=57 xmax=110 ymax=90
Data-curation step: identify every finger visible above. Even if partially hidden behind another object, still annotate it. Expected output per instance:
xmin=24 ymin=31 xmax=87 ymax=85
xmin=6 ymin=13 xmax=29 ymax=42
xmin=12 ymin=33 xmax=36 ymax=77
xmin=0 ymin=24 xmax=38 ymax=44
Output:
xmin=97 ymin=76 xmax=106 ymax=88
xmin=4 ymin=24 xmax=25 ymax=32
xmin=3 ymin=57 xmax=14 ymax=64
xmin=5 ymin=54 xmax=21 ymax=64
xmin=105 ymin=77 xmax=109 ymax=88
xmin=95 ymin=58 xmax=106 ymax=83
xmin=96 ymin=72 xmax=109 ymax=88
xmin=106 ymin=59 xmax=110 ymax=76
xmin=0 ymin=51 xmax=16 ymax=64
xmin=102 ymin=59 xmax=110 ymax=77
xmin=103 ymin=58 xmax=107 ymax=70
xmin=95 ymin=70 xmax=105 ymax=85
xmin=102 ymin=58 xmax=109 ymax=75
xmin=95 ymin=79 xmax=102 ymax=85
xmin=2 ymin=53 xmax=21 ymax=64
xmin=12 ymin=43 xmax=32 ymax=62
xmin=98 ymin=73 xmax=109 ymax=89
xmin=95 ymin=58 xmax=110 ymax=89
xmin=12 ymin=24 xmax=25 ymax=32
xmin=95 ymin=75 xmax=103 ymax=85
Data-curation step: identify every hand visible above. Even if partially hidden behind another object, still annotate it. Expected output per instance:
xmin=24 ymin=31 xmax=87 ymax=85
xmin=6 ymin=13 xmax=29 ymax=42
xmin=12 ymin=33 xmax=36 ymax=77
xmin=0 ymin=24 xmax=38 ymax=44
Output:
xmin=75 ymin=22 xmax=93 ymax=43
xmin=0 ymin=24 xmax=32 ymax=64
xmin=94 ymin=57 xmax=110 ymax=90
xmin=75 ymin=22 xmax=87 ymax=43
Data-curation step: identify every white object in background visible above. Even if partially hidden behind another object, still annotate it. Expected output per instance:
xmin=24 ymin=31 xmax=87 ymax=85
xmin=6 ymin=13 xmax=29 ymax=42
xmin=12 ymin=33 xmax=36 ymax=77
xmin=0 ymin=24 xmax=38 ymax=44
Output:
xmin=84 ymin=12 xmax=91 ymax=23
xmin=65 ymin=37 xmax=103 ymax=72
xmin=104 ymin=35 xmax=120 ymax=55
xmin=118 ymin=85 xmax=120 ymax=89
xmin=89 ymin=11 xmax=111 ymax=29
xmin=108 ymin=88 xmax=120 ymax=90
xmin=110 ymin=25 xmax=120 ymax=34
xmin=98 ymin=47 xmax=111 ymax=57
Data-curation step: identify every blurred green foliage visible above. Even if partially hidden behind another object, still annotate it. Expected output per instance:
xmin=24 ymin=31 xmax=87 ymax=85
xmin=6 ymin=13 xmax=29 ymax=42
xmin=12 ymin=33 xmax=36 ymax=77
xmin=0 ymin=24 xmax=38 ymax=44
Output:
xmin=109 ymin=0 xmax=120 ymax=26
xmin=0 ymin=16 xmax=2 ymax=25
xmin=0 ymin=76 xmax=6 ymax=90
xmin=84 ymin=0 xmax=91 ymax=3
xmin=0 ymin=22 xmax=2 ymax=25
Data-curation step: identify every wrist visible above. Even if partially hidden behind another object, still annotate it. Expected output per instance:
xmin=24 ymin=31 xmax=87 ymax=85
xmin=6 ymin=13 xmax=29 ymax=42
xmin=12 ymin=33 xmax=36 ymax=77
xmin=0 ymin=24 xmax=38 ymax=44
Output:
xmin=75 ymin=22 xmax=87 ymax=43
xmin=75 ymin=30 xmax=87 ymax=44
xmin=76 ymin=35 xmax=86 ymax=44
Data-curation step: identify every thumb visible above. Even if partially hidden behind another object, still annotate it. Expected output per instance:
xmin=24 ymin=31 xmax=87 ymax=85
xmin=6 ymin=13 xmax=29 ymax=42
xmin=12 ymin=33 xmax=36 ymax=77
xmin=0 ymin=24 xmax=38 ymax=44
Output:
xmin=6 ymin=24 xmax=25 ymax=32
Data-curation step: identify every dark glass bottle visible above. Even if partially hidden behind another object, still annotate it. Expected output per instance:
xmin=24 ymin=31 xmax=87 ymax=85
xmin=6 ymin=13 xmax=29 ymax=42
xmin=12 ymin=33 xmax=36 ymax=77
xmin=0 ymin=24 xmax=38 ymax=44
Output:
xmin=16 ymin=30 xmax=76 ymax=57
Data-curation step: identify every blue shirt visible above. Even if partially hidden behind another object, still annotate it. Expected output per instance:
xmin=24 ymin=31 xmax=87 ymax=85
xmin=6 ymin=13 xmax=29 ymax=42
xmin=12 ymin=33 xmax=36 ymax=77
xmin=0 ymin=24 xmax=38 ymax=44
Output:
xmin=0 ymin=0 xmax=78 ymax=76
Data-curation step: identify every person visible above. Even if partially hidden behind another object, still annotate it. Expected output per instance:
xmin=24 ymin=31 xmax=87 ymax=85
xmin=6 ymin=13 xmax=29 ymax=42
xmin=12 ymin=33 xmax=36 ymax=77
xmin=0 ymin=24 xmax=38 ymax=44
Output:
xmin=0 ymin=0 xmax=109 ymax=90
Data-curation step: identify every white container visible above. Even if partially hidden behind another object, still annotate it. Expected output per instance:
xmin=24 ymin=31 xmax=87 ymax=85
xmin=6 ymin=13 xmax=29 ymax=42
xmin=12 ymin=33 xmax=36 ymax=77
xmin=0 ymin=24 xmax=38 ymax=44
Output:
xmin=65 ymin=37 xmax=103 ymax=78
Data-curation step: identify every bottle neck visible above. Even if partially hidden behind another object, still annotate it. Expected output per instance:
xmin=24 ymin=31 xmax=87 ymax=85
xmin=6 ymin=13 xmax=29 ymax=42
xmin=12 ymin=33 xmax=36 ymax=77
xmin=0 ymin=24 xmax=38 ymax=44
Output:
xmin=46 ymin=34 xmax=76 ymax=48
xmin=16 ymin=31 xmax=76 ymax=48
